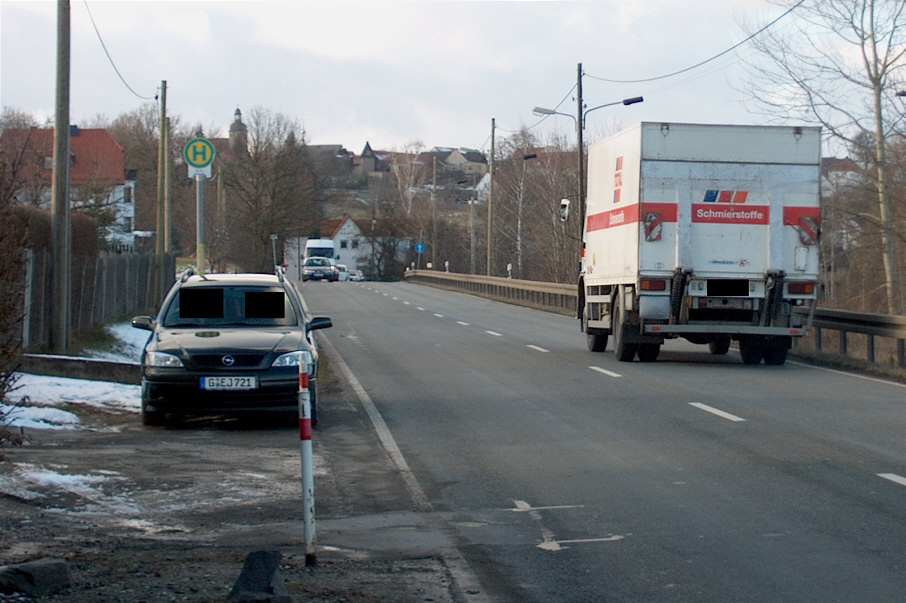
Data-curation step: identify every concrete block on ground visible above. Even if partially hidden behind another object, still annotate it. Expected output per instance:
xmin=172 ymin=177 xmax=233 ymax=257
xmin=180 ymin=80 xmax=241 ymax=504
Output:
xmin=0 ymin=558 xmax=71 ymax=596
xmin=226 ymin=550 xmax=292 ymax=603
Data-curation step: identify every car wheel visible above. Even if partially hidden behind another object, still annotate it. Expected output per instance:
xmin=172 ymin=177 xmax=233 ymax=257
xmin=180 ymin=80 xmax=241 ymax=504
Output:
xmin=141 ymin=401 xmax=166 ymax=427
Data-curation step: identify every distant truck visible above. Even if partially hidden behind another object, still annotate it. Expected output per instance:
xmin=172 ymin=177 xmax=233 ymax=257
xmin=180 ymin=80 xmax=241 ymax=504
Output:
xmin=284 ymin=237 xmax=337 ymax=281
xmin=304 ymin=238 xmax=336 ymax=260
xmin=573 ymin=122 xmax=821 ymax=365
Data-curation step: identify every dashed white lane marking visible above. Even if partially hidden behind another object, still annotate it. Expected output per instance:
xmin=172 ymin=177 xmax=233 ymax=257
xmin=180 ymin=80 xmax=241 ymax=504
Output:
xmin=878 ymin=473 xmax=906 ymax=487
xmin=403 ymin=301 xmax=411 ymax=305
xmin=527 ymin=345 xmax=549 ymax=353
xmin=690 ymin=402 xmax=746 ymax=422
xmin=485 ymin=330 xmax=502 ymax=337
xmin=589 ymin=366 xmax=622 ymax=378
xmin=457 ymin=321 xmax=470 ymax=326
xmin=417 ymin=307 xmax=426 ymax=311
xmin=434 ymin=313 xmax=444 ymax=318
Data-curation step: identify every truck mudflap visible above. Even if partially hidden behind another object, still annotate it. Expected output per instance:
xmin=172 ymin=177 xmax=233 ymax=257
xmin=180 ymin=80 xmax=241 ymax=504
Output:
xmin=644 ymin=324 xmax=805 ymax=336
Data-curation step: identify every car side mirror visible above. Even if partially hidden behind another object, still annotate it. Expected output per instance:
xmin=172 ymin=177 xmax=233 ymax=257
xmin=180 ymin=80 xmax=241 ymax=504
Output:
xmin=307 ymin=316 xmax=332 ymax=332
xmin=559 ymin=198 xmax=570 ymax=222
xmin=132 ymin=315 xmax=154 ymax=331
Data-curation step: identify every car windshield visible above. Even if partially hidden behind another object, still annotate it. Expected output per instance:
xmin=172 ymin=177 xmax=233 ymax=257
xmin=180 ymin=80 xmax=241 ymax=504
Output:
xmin=305 ymin=258 xmax=331 ymax=267
xmin=161 ymin=286 xmax=299 ymax=327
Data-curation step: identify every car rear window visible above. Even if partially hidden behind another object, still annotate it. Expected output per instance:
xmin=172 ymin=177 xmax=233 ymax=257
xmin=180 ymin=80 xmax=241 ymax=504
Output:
xmin=162 ymin=287 xmax=298 ymax=327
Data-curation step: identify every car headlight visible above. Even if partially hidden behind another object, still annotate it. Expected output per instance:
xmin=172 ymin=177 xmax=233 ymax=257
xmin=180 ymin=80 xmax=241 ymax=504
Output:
xmin=271 ymin=350 xmax=314 ymax=371
xmin=145 ymin=351 xmax=184 ymax=368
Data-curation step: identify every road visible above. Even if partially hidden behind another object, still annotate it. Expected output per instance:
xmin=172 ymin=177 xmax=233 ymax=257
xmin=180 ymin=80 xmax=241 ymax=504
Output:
xmin=302 ymin=279 xmax=906 ymax=602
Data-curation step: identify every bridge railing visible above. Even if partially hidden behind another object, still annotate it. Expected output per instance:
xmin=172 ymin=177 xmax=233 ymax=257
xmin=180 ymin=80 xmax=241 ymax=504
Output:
xmin=405 ymin=270 xmax=906 ymax=370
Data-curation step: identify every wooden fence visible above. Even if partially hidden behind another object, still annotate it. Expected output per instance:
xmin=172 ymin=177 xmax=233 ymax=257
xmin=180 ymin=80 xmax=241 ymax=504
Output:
xmin=21 ymin=249 xmax=174 ymax=349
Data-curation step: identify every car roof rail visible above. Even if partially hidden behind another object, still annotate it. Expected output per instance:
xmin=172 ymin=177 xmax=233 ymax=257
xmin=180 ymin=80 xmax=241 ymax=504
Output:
xmin=178 ymin=268 xmax=195 ymax=283
xmin=275 ymin=265 xmax=285 ymax=283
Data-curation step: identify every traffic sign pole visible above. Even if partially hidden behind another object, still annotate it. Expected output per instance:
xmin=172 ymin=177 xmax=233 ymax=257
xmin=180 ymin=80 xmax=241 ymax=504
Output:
xmin=196 ymin=174 xmax=205 ymax=275
xmin=184 ymin=139 xmax=215 ymax=275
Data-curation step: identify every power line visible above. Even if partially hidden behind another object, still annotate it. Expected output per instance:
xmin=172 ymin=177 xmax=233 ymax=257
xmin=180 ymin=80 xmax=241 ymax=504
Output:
xmin=82 ymin=0 xmax=156 ymax=101
xmin=585 ymin=0 xmax=805 ymax=85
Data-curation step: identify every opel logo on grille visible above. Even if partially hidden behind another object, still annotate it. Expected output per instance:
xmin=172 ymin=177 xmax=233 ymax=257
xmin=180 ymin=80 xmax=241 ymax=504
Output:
xmin=221 ymin=355 xmax=235 ymax=366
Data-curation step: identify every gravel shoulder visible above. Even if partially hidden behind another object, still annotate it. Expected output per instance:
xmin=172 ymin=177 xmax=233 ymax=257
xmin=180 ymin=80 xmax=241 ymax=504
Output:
xmin=0 ymin=362 xmax=462 ymax=602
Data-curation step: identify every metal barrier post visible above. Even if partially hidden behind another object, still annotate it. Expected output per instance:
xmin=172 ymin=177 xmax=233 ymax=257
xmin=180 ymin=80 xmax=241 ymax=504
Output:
xmin=298 ymin=351 xmax=316 ymax=566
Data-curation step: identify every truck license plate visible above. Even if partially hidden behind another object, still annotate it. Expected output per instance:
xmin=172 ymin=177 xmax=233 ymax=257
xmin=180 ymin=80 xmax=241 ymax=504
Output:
xmin=201 ymin=376 xmax=258 ymax=391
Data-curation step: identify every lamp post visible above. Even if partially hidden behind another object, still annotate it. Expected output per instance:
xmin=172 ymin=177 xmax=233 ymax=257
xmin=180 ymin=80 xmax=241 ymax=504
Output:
xmin=533 ymin=63 xmax=643 ymax=239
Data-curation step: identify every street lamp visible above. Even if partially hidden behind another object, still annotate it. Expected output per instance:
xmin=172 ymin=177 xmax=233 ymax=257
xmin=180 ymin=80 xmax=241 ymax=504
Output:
xmin=533 ymin=92 xmax=643 ymax=239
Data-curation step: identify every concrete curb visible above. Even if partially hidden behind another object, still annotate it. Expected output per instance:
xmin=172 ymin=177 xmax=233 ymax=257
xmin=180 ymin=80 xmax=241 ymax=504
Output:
xmin=18 ymin=354 xmax=141 ymax=385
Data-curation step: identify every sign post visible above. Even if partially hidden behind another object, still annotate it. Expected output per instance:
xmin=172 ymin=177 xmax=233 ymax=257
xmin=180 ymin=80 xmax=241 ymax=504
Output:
xmin=414 ymin=241 xmax=426 ymax=272
xmin=298 ymin=351 xmax=317 ymax=566
xmin=184 ymin=138 xmax=215 ymax=275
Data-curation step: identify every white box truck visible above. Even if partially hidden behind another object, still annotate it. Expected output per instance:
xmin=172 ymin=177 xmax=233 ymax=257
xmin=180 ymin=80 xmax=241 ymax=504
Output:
xmin=576 ymin=122 xmax=821 ymax=365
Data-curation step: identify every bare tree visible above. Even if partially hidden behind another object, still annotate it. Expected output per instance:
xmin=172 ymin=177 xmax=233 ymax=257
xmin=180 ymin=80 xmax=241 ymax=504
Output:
xmin=388 ymin=142 xmax=427 ymax=217
xmin=742 ymin=0 xmax=906 ymax=314
xmin=221 ymin=107 xmax=319 ymax=272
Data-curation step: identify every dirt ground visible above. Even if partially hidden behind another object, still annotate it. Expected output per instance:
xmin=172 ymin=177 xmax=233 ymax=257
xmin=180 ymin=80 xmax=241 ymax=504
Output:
xmin=0 ymin=368 xmax=463 ymax=602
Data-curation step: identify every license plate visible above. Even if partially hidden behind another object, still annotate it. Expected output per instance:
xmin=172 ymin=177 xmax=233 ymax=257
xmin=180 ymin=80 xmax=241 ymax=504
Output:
xmin=200 ymin=376 xmax=258 ymax=391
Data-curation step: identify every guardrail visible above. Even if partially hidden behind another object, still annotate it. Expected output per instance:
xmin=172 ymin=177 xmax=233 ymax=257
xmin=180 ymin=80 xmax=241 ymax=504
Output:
xmin=406 ymin=270 xmax=906 ymax=370
xmin=404 ymin=270 xmax=576 ymax=316
xmin=793 ymin=307 xmax=906 ymax=368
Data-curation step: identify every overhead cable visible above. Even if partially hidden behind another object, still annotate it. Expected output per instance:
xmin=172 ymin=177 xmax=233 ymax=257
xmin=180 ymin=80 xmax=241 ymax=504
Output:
xmin=83 ymin=0 xmax=156 ymax=101
xmin=586 ymin=0 xmax=805 ymax=84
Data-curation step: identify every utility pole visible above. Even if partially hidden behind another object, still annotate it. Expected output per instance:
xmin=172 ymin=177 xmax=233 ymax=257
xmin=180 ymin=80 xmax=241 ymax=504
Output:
xmin=164 ymin=116 xmax=172 ymax=253
xmin=576 ymin=62 xmax=586 ymax=242
xmin=50 ymin=0 xmax=71 ymax=354
xmin=431 ymin=156 xmax=437 ymax=268
xmin=155 ymin=80 xmax=167 ymax=306
xmin=487 ymin=118 xmax=495 ymax=276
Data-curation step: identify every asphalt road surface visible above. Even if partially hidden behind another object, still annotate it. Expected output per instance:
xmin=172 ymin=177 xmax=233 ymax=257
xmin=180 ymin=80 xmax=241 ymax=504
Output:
xmin=301 ymin=279 xmax=906 ymax=602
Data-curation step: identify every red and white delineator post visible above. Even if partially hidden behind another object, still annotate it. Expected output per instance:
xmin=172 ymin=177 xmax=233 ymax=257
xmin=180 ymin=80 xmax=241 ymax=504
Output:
xmin=298 ymin=351 xmax=316 ymax=566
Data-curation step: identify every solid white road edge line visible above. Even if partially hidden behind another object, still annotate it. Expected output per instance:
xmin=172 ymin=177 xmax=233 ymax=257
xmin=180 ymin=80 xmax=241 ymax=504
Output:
xmin=689 ymin=402 xmax=746 ymax=422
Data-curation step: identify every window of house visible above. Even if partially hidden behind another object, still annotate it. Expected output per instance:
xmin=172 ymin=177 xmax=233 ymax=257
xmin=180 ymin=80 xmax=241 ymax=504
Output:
xmin=340 ymin=240 xmax=348 ymax=249
xmin=124 ymin=186 xmax=132 ymax=203
xmin=42 ymin=156 xmax=53 ymax=170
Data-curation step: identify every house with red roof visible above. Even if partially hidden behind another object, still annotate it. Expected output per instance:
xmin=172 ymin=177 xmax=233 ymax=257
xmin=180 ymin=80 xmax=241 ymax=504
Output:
xmin=2 ymin=126 xmax=137 ymax=251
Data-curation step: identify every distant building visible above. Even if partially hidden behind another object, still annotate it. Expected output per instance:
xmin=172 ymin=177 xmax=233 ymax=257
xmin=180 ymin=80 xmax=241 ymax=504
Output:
xmin=284 ymin=214 xmax=414 ymax=278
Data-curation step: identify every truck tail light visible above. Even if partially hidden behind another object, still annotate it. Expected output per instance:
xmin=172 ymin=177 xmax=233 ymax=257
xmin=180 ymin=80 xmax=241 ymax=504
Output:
xmin=787 ymin=282 xmax=815 ymax=295
xmin=640 ymin=279 xmax=667 ymax=291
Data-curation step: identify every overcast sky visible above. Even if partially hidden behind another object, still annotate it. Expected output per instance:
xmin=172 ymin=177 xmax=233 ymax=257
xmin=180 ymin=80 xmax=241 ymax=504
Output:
xmin=2 ymin=0 xmax=790 ymax=154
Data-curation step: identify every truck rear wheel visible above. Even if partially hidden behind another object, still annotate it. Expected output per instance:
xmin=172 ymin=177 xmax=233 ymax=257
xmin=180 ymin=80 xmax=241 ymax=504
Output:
xmin=583 ymin=309 xmax=608 ymax=352
xmin=613 ymin=296 xmax=638 ymax=362
xmin=739 ymin=336 xmax=765 ymax=365
xmin=709 ymin=335 xmax=731 ymax=355
xmin=763 ymin=337 xmax=791 ymax=366
xmin=637 ymin=343 xmax=660 ymax=362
